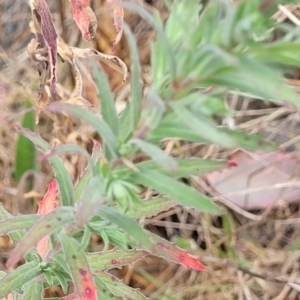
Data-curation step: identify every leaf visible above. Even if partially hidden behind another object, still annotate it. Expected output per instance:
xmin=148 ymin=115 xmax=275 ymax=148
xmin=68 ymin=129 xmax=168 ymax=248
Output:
xmin=70 ymin=0 xmax=97 ymax=41
xmin=32 ymin=0 xmax=58 ymax=94
xmin=171 ymin=104 xmax=236 ymax=148
xmin=87 ymin=249 xmax=147 ymax=271
xmin=15 ymin=125 xmax=74 ymax=206
xmin=95 ymin=272 xmax=148 ymax=300
xmin=130 ymin=169 xmax=221 ymax=214
xmin=36 ymin=179 xmax=58 ymax=258
xmin=14 ymin=102 xmax=36 ymax=182
xmin=59 ymin=233 xmax=98 ymax=300
xmin=149 ymin=233 xmax=205 ymax=271
xmin=6 ymin=207 xmax=75 ymax=268
xmin=47 ymin=103 xmax=118 ymax=160
xmin=115 ymin=158 xmax=227 ymax=179
xmin=22 ymin=280 xmax=43 ymax=300
xmin=123 ymin=24 xmax=142 ymax=131
xmin=98 ymin=207 xmax=152 ymax=248
xmin=106 ymin=0 xmax=124 ymax=50
xmin=0 ymin=261 xmax=42 ymax=298
xmin=0 ymin=204 xmax=26 ymax=244
xmin=126 ymin=197 xmax=177 ymax=219
xmin=130 ymin=139 xmax=177 ymax=172
xmin=92 ymin=65 xmax=118 ymax=135
xmin=148 ymin=120 xmax=275 ymax=151
xmin=0 ymin=214 xmax=40 ymax=235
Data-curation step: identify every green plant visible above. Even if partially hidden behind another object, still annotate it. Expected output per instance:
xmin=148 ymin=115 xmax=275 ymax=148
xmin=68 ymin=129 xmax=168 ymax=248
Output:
xmin=1 ymin=0 xmax=300 ymax=299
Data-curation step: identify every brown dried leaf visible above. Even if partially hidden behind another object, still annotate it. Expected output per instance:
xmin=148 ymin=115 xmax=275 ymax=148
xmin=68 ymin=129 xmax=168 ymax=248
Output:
xmin=106 ymin=0 xmax=124 ymax=50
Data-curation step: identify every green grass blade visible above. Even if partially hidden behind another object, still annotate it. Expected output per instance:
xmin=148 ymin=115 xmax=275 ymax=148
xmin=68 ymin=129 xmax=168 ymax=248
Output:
xmin=15 ymin=103 xmax=36 ymax=182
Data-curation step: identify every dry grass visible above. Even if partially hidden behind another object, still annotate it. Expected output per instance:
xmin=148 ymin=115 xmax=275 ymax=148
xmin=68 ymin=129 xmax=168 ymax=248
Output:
xmin=2 ymin=1 xmax=300 ymax=299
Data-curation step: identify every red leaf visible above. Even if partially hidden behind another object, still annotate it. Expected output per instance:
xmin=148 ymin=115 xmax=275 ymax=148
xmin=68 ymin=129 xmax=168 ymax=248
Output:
xmin=151 ymin=234 xmax=205 ymax=271
xmin=106 ymin=0 xmax=124 ymax=50
xmin=36 ymin=179 xmax=58 ymax=258
xmin=36 ymin=0 xmax=58 ymax=94
xmin=70 ymin=0 xmax=97 ymax=41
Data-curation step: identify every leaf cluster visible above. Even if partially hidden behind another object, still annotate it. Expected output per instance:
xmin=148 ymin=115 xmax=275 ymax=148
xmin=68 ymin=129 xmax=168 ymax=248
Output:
xmin=2 ymin=1 xmax=300 ymax=299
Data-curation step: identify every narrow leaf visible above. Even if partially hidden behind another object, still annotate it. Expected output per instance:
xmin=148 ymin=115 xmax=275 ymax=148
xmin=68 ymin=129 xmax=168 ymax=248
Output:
xmin=149 ymin=233 xmax=205 ymax=271
xmin=171 ymin=104 xmax=236 ymax=148
xmin=124 ymin=24 xmax=142 ymax=131
xmin=87 ymin=249 xmax=147 ymax=271
xmin=92 ymin=65 xmax=118 ymax=135
xmin=0 ymin=215 xmax=40 ymax=235
xmin=115 ymin=158 xmax=227 ymax=179
xmin=126 ymin=197 xmax=177 ymax=219
xmin=130 ymin=138 xmax=177 ymax=172
xmin=0 ymin=204 xmax=26 ymax=244
xmin=59 ymin=233 xmax=98 ymax=300
xmin=0 ymin=261 xmax=42 ymax=298
xmin=95 ymin=272 xmax=148 ymax=300
xmin=6 ymin=207 xmax=75 ymax=268
xmin=15 ymin=103 xmax=36 ymax=182
xmin=130 ymin=169 xmax=221 ymax=214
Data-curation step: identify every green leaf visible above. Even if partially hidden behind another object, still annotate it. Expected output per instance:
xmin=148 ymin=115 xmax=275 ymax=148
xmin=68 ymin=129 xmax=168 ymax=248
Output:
xmin=124 ymin=24 xmax=142 ymax=131
xmin=15 ymin=103 xmax=36 ymax=182
xmin=50 ymin=268 xmax=69 ymax=294
xmin=116 ymin=158 xmax=227 ymax=179
xmin=130 ymin=138 xmax=177 ymax=171
xmin=15 ymin=126 xmax=74 ymax=206
xmin=171 ymin=104 xmax=236 ymax=148
xmin=47 ymin=103 xmax=118 ymax=160
xmin=98 ymin=207 xmax=152 ymax=248
xmin=130 ymin=169 xmax=221 ymax=214
xmin=0 ymin=261 xmax=42 ymax=298
xmin=118 ymin=104 xmax=132 ymax=143
xmin=92 ymin=65 xmax=119 ymax=135
xmin=23 ymin=281 xmax=43 ymax=300
xmin=6 ymin=207 xmax=75 ymax=268
xmin=0 ymin=214 xmax=40 ymax=235
xmin=126 ymin=197 xmax=177 ymax=219
xmin=148 ymin=120 xmax=275 ymax=151
xmin=87 ymin=249 xmax=147 ymax=271
xmin=59 ymin=233 xmax=98 ymax=299
xmin=95 ymin=272 xmax=148 ymax=300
